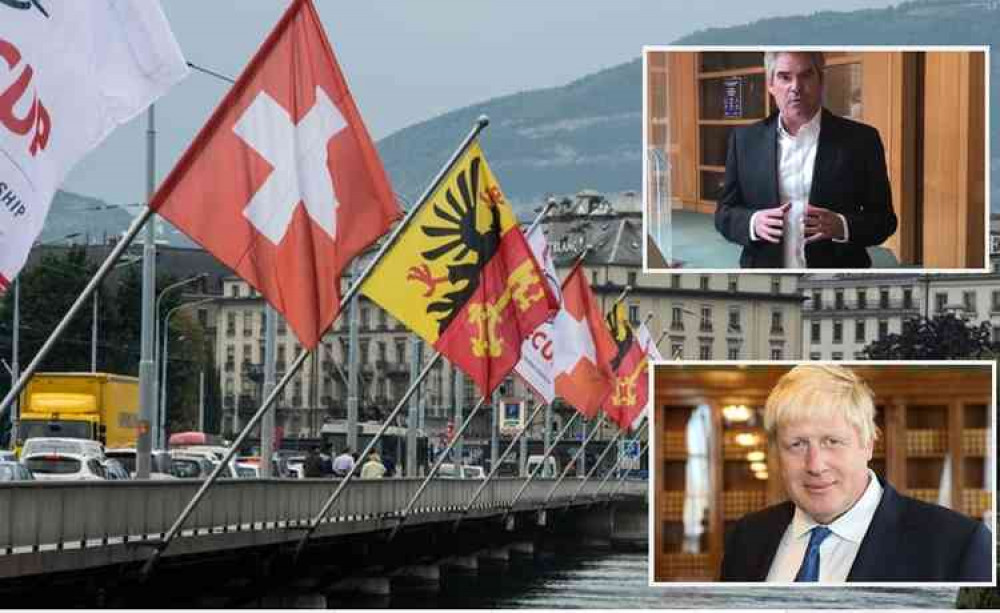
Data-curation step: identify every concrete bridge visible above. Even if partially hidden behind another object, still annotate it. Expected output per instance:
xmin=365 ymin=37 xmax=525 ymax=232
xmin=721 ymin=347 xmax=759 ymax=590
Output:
xmin=0 ymin=476 xmax=646 ymax=607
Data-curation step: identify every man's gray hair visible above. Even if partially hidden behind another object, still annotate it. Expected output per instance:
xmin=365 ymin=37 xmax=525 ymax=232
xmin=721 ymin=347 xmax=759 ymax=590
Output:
xmin=763 ymin=51 xmax=826 ymax=83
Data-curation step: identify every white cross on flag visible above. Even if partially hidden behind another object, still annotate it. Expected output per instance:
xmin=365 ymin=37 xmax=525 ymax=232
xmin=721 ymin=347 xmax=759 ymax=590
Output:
xmin=0 ymin=1 xmax=187 ymax=291
xmin=152 ymin=0 xmax=400 ymax=348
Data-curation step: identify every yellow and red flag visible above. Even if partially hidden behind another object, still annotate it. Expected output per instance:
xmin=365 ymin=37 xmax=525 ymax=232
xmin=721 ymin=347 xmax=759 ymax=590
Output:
xmin=604 ymin=302 xmax=649 ymax=430
xmin=361 ymin=141 xmax=558 ymax=396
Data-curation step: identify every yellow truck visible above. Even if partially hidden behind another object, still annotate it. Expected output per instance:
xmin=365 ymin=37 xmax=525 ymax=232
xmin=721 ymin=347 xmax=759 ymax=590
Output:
xmin=17 ymin=373 xmax=140 ymax=449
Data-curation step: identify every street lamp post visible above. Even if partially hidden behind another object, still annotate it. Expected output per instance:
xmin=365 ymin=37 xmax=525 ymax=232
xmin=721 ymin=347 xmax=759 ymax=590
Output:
xmin=159 ymin=298 xmax=213 ymax=448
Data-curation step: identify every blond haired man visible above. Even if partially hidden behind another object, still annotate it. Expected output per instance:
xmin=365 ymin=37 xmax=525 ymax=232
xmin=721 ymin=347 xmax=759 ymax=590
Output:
xmin=720 ymin=365 xmax=991 ymax=582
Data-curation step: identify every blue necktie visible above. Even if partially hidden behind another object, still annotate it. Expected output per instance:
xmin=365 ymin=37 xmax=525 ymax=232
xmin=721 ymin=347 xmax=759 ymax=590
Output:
xmin=794 ymin=526 xmax=832 ymax=582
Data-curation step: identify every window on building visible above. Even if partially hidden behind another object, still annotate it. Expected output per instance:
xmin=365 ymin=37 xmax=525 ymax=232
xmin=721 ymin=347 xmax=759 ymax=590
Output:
xmin=963 ymin=291 xmax=975 ymax=313
xmin=226 ymin=312 xmax=236 ymax=337
xmin=831 ymin=352 xmax=843 ymax=361
xmin=277 ymin=345 xmax=286 ymax=363
xmin=700 ymin=306 xmax=712 ymax=332
xmin=379 ymin=309 xmax=387 ymax=328
xmin=879 ymin=288 xmax=889 ymax=309
xmin=811 ymin=322 xmax=820 ymax=343
xmin=671 ymin=275 xmax=681 ymax=289
xmin=935 ymin=292 xmax=947 ymax=312
xmin=992 ymin=291 xmax=1000 ymax=313
xmin=225 ymin=378 xmax=234 ymax=394
xmin=360 ymin=340 xmax=370 ymax=366
xmin=395 ymin=338 xmax=406 ymax=363
xmin=728 ymin=275 xmax=738 ymax=292
xmin=377 ymin=341 xmax=387 ymax=363
xmin=771 ymin=276 xmax=781 ymax=294
xmin=671 ymin=342 xmax=683 ymax=358
xmin=699 ymin=344 xmax=712 ymax=360
xmin=277 ymin=317 xmax=287 ymax=336
xmin=671 ymin=306 xmax=684 ymax=331
xmin=855 ymin=320 xmax=865 ymax=343
xmin=728 ymin=346 xmax=740 ymax=359
xmin=770 ymin=347 xmax=783 ymax=360
xmin=628 ymin=304 xmax=640 ymax=325
xmin=994 ymin=325 xmax=1000 ymax=343
xmin=857 ymin=289 xmax=866 ymax=310
xmin=226 ymin=345 xmax=235 ymax=365
xmin=809 ymin=352 xmax=821 ymax=360
xmin=903 ymin=288 xmax=913 ymax=310
xmin=700 ymin=276 xmax=710 ymax=291
xmin=229 ymin=284 xmax=239 ymax=298
xmin=242 ymin=343 xmax=252 ymax=363
xmin=835 ymin=289 xmax=844 ymax=310
xmin=360 ymin=307 xmax=370 ymax=330
xmin=728 ymin=308 xmax=741 ymax=332
xmin=812 ymin=291 xmax=822 ymax=310
xmin=242 ymin=310 xmax=253 ymax=336
xmin=591 ymin=271 xmax=599 ymax=286
xmin=878 ymin=319 xmax=888 ymax=339
xmin=197 ymin=308 xmax=208 ymax=328
xmin=628 ymin=271 xmax=637 ymax=287
xmin=833 ymin=321 xmax=842 ymax=344
xmin=770 ymin=311 xmax=784 ymax=334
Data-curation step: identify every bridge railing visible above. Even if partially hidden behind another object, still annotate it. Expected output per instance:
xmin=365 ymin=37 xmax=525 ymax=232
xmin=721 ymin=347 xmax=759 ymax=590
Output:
xmin=0 ymin=477 xmax=645 ymax=553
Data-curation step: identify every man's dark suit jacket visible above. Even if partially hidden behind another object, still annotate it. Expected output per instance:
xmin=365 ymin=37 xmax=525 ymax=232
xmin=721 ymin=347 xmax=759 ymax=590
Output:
xmin=719 ymin=478 xmax=993 ymax=582
xmin=714 ymin=109 xmax=897 ymax=268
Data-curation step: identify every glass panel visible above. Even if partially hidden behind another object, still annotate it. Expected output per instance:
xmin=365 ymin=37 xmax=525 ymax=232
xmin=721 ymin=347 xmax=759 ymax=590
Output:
xmin=700 ymin=171 xmax=726 ymax=202
xmin=823 ymin=62 xmax=862 ymax=120
xmin=700 ymin=52 xmax=764 ymax=73
xmin=700 ymin=73 xmax=767 ymax=120
xmin=699 ymin=125 xmax=735 ymax=167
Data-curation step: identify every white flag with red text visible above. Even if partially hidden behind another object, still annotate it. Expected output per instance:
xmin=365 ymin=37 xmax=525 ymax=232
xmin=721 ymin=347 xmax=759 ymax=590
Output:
xmin=0 ymin=1 xmax=188 ymax=290
xmin=513 ymin=225 xmax=562 ymax=403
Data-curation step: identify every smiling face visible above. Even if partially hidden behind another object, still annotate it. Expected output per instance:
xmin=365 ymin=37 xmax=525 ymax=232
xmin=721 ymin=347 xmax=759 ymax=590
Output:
xmin=776 ymin=412 xmax=873 ymax=524
xmin=767 ymin=52 xmax=823 ymax=134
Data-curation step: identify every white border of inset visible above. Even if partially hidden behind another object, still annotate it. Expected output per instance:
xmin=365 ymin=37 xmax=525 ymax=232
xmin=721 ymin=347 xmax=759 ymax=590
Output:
xmin=641 ymin=46 xmax=992 ymax=274
xmin=647 ymin=359 xmax=997 ymax=588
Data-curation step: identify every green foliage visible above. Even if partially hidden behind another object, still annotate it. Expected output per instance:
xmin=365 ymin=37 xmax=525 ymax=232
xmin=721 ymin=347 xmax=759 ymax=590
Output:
xmin=862 ymin=313 xmax=995 ymax=359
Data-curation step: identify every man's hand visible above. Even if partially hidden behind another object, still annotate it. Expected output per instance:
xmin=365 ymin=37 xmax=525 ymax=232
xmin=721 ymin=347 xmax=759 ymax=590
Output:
xmin=752 ymin=202 xmax=790 ymax=243
xmin=804 ymin=204 xmax=847 ymax=243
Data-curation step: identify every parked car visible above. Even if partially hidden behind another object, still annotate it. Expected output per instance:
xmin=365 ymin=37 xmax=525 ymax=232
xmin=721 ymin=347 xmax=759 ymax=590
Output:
xmin=105 ymin=448 xmax=175 ymax=479
xmin=21 ymin=437 xmax=104 ymax=461
xmin=22 ymin=451 xmax=107 ymax=481
xmin=0 ymin=450 xmax=17 ymax=463
xmin=102 ymin=458 xmax=131 ymax=480
xmin=437 ymin=463 xmax=486 ymax=479
xmin=168 ymin=451 xmax=234 ymax=479
xmin=0 ymin=461 xmax=34 ymax=481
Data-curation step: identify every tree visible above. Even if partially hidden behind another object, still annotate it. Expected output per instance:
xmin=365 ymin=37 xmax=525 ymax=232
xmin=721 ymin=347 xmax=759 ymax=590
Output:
xmin=862 ymin=313 xmax=996 ymax=360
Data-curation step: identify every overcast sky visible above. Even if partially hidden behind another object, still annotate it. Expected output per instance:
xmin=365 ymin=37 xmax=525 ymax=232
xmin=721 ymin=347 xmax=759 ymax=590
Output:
xmin=62 ymin=0 xmax=901 ymax=207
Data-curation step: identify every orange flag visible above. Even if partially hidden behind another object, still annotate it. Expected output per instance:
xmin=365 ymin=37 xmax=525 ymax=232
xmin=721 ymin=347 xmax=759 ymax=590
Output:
xmin=552 ymin=264 xmax=617 ymax=418
xmin=151 ymin=0 xmax=400 ymax=348
xmin=603 ymin=302 xmax=649 ymax=430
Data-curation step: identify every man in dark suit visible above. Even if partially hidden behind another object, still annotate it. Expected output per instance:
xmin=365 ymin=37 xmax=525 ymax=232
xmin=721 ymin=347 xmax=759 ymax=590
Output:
xmin=720 ymin=365 xmax=992 ymax=582
xmin=714 ymin=51 xmax=897 ymax=268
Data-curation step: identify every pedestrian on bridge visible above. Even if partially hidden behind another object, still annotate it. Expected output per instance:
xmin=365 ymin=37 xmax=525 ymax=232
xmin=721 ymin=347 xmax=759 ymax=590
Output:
xmin=332 ymin=448 xmax=355 ymax=477
xmin=303 ymin=446 xmax=324 ymax=479
xmin=361 ymin=451 xmax=386 ymax=479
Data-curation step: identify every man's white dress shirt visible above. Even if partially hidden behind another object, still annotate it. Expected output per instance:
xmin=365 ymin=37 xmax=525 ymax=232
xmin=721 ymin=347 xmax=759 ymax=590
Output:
xmin=765 ymin=469 xmax=883 ymax=583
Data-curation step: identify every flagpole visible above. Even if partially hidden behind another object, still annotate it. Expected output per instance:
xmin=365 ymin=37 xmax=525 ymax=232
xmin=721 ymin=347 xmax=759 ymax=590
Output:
xmin=568 ymin=427 xmax=624 ymax=505
xmin=592 ymin=423 xmax=648 ymax=503
xmin=503 ymin=410 xmax=581 ymax=520
xmin=0 ymin=206 xmax=157 ymax=422
xmin=608 ymin=437 xmax=649 ymax=500
xmin=542 ymin=412 xmax=608 ymax=506
xmin=139 ymin=117 xmax=490 ymax=578
xmin=452 ymin=400 xmax=547 ymax=530
xmin=291 ymin=351 xmax=443 ymax=559
xmin=292 ymin=192 xmax=557 ymax=556
xmin=387 ymin=393 xmax=490 ymax=542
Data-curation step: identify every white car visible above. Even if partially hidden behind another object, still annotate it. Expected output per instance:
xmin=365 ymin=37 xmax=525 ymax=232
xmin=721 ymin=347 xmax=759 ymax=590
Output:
xmin=22 ymin=451 xmax=107 ymax=481
xmin=22 ymin=437 xmax=105 ymax=461
xmin=437 ymin=463 xmax=486 ymax=479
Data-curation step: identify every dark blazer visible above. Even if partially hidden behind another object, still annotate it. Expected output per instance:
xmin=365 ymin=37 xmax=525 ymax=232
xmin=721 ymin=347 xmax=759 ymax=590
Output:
xmin=719 ymin=478 xmax=993 ymax=582
xmin=714 ymin=109 xmax=897 ymax=268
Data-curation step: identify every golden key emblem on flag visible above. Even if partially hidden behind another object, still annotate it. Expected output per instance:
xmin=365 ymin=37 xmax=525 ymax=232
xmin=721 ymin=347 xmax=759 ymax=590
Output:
xmin=611 ymin=356 xmax=648 ymax=407
xmin=468 ymin=259 xmax=546 ymax=357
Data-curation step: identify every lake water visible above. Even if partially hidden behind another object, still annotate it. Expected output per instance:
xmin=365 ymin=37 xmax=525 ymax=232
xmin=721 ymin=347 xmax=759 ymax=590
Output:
xmin=322 ymin=548 xmax=958 ymax=609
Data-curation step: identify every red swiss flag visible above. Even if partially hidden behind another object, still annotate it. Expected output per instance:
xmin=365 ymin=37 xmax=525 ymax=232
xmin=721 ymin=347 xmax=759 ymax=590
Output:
xmin=151 ymin=0 xmax=400 ymax=348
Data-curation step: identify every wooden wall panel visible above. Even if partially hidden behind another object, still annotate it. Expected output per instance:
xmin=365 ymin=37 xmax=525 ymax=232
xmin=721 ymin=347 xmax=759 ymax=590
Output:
xmin=923 ymin=51 xmax=987 ymax=268
xmin=668 ymin=53 xmax=699 ymax=210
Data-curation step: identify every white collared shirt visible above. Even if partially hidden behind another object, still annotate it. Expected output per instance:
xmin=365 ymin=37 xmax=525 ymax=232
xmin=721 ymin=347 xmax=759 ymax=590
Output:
xmin=776 ymin=110 xmax=821 ymax=268
xmin=747 ymin=109 xmax=848 ymax=267
xmin=765 ymin=469 xmax=884 ymax=583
